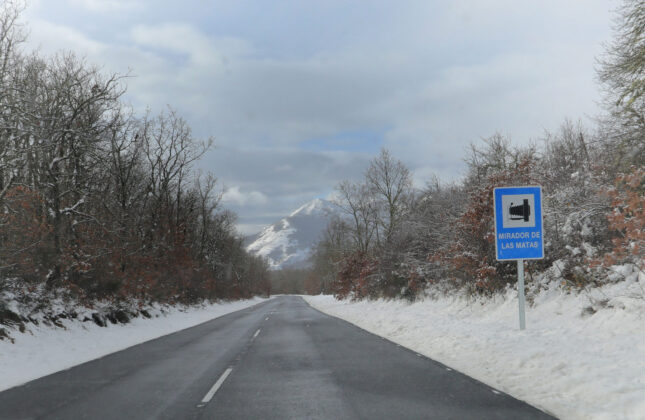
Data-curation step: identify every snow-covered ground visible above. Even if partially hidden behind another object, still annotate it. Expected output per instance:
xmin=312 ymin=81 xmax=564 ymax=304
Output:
xmin=0 ymin=297 xmax=269 ymax=392
xmin=304 ymin=271 xmax=645 ymax=420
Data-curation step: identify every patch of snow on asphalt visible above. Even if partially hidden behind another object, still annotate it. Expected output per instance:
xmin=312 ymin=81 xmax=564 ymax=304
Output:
xmin=304 ymin=282 xmax=645 ymax=420
xmin=0 ymin=298 xmax=269 ymax=392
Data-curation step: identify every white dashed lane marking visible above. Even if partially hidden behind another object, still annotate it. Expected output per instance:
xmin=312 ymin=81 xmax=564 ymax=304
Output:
xmin=201 ymin=367 xmax=233 ymax=404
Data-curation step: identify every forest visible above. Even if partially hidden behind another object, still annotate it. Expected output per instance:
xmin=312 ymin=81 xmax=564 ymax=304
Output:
xmin=0 ymin=0 xmax=270 ymax=326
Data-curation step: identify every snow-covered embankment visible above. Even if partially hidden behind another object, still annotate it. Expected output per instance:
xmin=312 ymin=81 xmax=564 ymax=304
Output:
xmin=0 ymin=298 xmax=269 ymax=392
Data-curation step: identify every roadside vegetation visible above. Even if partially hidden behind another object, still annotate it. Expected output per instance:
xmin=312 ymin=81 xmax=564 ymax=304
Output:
xmin=308 ymin=0 xmax=644 ymax=302
xmin=0 ymin=1 xmax=269 ymax=336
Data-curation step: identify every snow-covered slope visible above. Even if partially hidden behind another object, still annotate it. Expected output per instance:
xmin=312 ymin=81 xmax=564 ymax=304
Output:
xmin=246 ymin=198 xmax=338 ymax=270
xmin=0 ymin=297 xmax=270 ymax=392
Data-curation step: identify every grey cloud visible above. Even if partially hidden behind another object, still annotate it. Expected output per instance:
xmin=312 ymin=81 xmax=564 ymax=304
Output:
xmin=23 ymin=0 xmax=615 ymax=234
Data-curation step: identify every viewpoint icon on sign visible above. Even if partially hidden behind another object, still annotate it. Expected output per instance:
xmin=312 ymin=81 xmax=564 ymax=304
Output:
xmin=501 ymin=194 xmax=535 ymax=228
xmin=509 ymin=199 xmax=530 ymax=221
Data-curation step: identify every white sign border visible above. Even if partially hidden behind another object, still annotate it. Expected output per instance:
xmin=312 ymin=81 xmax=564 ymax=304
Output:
xmin=493 ymin=185 xmax=545 ymax=261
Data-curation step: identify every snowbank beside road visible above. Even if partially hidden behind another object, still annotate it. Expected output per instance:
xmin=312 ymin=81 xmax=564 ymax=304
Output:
xmin=0 ymin=297 xmax=269 ymax=392
xmin=305 ymin=279 xmax=645 ymax=420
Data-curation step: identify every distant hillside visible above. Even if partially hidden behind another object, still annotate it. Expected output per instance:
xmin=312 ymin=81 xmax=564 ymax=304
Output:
xmin=246 ymin=199 xmax=338 ymax=270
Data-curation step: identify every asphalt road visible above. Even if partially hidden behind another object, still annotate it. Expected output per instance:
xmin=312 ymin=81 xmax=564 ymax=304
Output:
xmin=0 ymin=296 xmax=555 ymax=419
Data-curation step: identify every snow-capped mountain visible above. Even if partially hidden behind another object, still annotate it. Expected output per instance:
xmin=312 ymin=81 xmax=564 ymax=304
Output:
xmin=246 ymin=198 xmax=338 ymax=270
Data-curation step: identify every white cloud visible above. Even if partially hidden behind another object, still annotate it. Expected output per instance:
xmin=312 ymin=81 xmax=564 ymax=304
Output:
xmin=25 ymin=19 xmax=105 ymax=55
xmin=274 ymin=164 xmax=293 ymax=172
xmin=221 ymin=186 xmax=268 ymax=206
xmin=131 ymin=23 xmax=211 ymax=57
xmin=69 ymin=0 xmax=144 ymax=13
xmin=236 ymin=223 xmax=267 ymax=236
xmin=130 ymin=23 xmax=252 ymax=68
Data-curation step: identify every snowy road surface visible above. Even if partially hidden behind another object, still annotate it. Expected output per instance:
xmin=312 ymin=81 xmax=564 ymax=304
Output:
xmin=0 ymin=296 xmax=553 ymax=419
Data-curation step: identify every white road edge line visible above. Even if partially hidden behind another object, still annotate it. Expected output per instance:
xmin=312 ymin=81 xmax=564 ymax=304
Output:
xmin=253 ymin=328 xmax=261 ymax=338
xmin=201 ymin=367 xmax=233 ymax=403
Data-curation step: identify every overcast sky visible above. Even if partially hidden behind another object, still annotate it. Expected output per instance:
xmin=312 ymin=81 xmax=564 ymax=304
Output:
xmin=23 ymin=0 xmax=616 ymax=234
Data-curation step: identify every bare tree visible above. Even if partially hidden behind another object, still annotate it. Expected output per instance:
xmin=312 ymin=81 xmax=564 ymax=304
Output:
xmin=597 ymin=0 xmax=645 ymax=166
xmin=365 ymin=148 xmax=412 ymax=245
xmin=0 ymin=0 xmax=27 ymax=201
xmin=334 ymin=180 xmax=377 ymax=254
xmin=193 ymin=172 xmax=221 ymax=260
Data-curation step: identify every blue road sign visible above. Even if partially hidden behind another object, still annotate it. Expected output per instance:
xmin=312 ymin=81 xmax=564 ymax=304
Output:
xmin=493 ymin=186 xmax=544 ymax=260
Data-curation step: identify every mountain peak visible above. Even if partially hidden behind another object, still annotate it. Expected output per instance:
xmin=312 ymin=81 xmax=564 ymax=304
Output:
xmin=246 ymin=198 xmax=339 ymax=270
xmin=289 ymin=198 xmax=334 ymax=217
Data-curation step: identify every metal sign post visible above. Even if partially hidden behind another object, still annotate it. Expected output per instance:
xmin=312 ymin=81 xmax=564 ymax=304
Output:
xmin=517 ymin=259 xmax=525 ymax=330
xmin=493 ymin=186 xmax=543 ymax=330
